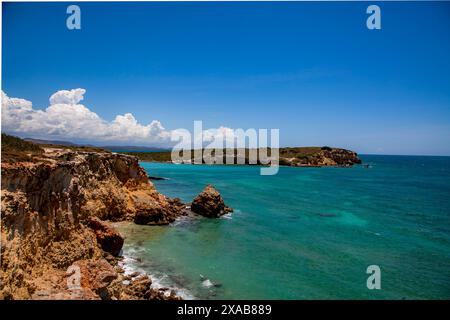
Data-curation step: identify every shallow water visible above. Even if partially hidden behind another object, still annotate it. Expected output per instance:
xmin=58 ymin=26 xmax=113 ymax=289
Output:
xmin=116 ymin=155 xmax=450 ymax=299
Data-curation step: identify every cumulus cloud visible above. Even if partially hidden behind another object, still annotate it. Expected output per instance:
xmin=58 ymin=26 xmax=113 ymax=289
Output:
xmin=1 ymin=89 xmax=172 ymax=145
xmin=49 ymin=88 xmax=86 ymax=105
xmin=0 ymin=88 xmax=266 ymax=151
xmin=1 ymin=89 xmax=243 ymax=148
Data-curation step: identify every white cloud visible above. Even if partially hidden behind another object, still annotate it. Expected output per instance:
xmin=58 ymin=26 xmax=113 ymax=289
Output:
xmin=201 ymin=126 xmax=237 ymax=147
xmin=1 ymin=88 xmax=245 ymax=148
xmin=49 ymin=88 xmax=86 ymax=105
xmin=1 ymin=89 xmax=172 ymax=145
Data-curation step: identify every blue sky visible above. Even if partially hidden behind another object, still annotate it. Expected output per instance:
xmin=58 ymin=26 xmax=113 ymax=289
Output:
xmin=2 ymin=2 xmax=450 ymax=155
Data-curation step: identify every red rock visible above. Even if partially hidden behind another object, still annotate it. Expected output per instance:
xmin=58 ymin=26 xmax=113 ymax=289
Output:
xmin=71 ymin=259 xmax=118 ymax=300
xmin=87 ymin=217 xmax=124 ymax=256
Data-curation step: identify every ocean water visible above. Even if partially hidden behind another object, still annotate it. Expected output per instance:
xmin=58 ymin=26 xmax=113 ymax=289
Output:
xmin=116 ymin=155 xmax=450 ymax=299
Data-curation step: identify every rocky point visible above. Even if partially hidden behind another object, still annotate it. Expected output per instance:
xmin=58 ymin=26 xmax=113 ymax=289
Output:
xmin=0 ymin=145 xmax=183 ymax=300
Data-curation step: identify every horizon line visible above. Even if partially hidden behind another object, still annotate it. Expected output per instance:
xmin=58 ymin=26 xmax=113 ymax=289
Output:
xmin=3 ymin=133 xmax=450 ymax=158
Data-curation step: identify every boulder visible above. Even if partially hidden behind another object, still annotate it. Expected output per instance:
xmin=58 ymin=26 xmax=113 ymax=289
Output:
xmin=119 ymin=272 xmax=182 ymax=300
xmin=133 ymin=197 xmax=185 ymax=225
xmin=70 ymin=259 xmax=119 ymax=300
xmin=191 ymin=185 xmax=233 ymax=218
xmin=134 ymin=204 xmax=171 ymax=225
xmin=87 ymin=217 xmax=124 ymax=256
xmin=125 ymin=274 xmax=152 ymax=299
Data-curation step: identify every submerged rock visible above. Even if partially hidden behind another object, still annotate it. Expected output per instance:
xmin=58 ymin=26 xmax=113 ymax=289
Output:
xmin=202 ymin=279 xmax=214 ymax=288
xmin=191 ymin=185 xmax=233 ymax=218
xmin=148 ymin=175 xmax=168 ymax=181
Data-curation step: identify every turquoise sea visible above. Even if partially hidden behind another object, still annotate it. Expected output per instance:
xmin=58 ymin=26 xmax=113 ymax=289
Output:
xmin=116 ymin=155 xmax=450 ymax=299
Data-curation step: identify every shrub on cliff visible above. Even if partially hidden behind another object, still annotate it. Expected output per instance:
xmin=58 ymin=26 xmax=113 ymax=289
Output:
xmin=2 ymin=133 xmax=43 ymax=153
xmin=1 ymin=133 xmax=44 ymax=162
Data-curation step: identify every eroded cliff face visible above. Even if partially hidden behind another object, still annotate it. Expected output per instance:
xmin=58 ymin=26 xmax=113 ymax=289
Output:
xmin=0 ymin=148 xmax=182 ymax=299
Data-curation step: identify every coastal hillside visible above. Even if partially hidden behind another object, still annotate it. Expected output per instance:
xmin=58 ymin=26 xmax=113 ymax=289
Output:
xmin=119 ymin=146 xmax=362 ymax=167
xmin=1 ymin=133 xmax=109 ymax=162
xmin=0 ymin=135 xmax=360 ymax=299
xmin=0 ymin=135 xmax=184 ymax=299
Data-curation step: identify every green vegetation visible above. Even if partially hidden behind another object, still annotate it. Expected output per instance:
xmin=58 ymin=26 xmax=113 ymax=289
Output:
xmin=121 ymin=146 xmax=359 ymax=166
xmin=1 ymin=134 xmax=109 ymax=163
xmin=2 ymin=133 xmax=43 ymax=153
xmin=122 ymin=147 xmax=324 ymax=161
xmin=118 ymin=151 xmax=174 ymax=162
xmin=0 ymin=134 xmax=359 ymax=167
xmin=38 ymin=143 xmax=109 ymax=153
xmin=117 ymin=148 xmax=277 ymax=165
xmin=1 ymin=133 xmax=44 ymax=162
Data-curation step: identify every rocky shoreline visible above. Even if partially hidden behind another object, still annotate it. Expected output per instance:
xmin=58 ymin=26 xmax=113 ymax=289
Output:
xmin=0 ymin=137 xmax=233 ymax=300
xmin=0 ymin=135 xmax=360 ymax=300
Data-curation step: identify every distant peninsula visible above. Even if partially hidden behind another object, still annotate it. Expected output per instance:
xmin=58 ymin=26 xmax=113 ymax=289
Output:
xmin=117 ymin=147 xmax=362 ymax=167
xmin=9 ymin=135 xmax=362 ymax=167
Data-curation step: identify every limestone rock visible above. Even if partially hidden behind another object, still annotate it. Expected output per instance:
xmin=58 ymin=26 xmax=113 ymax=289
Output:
xmin=0 ymin=146 xmax=185 ymax=299
xmin=87 ymin=217 xmax=124 ymax=256
xmin=191 ymin=185 xmax=233 ymax=218
xmin=133 ymin=197 xmax=185 ymax=225
xmin=71 ymin=259 xmax=118 ymax=300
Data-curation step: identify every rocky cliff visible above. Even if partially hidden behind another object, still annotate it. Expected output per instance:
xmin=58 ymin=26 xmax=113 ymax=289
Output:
xmin=279 ymin=147 xmax=362 ymax=167
xmin=0 ymin=146 xmax=183 ymax=299
xmin=0 ymin=135 xmax=356 ymax=300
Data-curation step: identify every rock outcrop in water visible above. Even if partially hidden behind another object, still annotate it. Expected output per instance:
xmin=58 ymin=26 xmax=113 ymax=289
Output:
xmin=191 ymin=185 xmax=233 ymax=218
xmin=0 ymin=141 xmax=184 ymax=300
